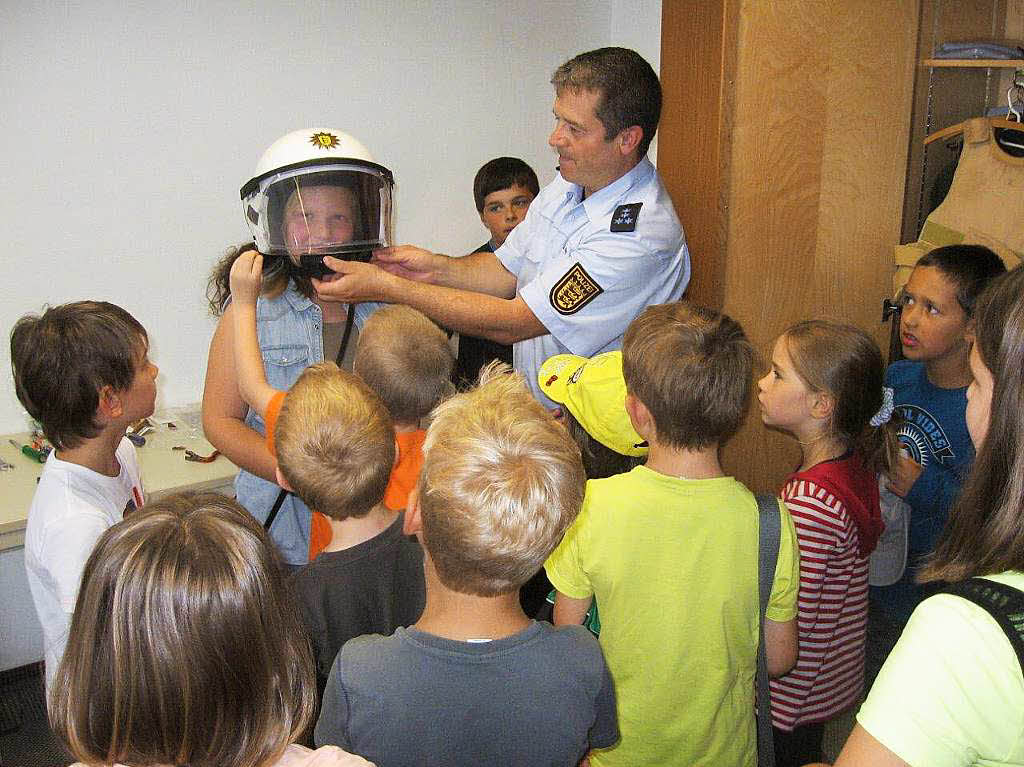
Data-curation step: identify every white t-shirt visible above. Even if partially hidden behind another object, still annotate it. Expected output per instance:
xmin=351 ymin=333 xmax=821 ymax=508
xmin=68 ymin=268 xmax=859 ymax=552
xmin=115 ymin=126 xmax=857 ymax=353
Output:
xmin=24 ymin=437 xmax=143 ymax=694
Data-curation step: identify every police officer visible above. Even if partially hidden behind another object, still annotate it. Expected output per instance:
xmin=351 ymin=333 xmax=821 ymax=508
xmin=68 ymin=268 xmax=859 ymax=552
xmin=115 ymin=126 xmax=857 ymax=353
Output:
xmin=314 ymin=47 xmax=690 ymax=406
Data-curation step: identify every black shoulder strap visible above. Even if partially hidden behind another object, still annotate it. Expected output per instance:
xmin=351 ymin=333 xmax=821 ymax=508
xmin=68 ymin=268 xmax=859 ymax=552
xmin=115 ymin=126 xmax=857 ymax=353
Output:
xmin=336 ymin=307 xmax=356 ymax=366
xmin=264 ymin=487 xmax=288 ymax=532
xmin=940 ymin=578 xmax=1024 ymax=673
xmin=754 ymin=492 xmax=781 ymax=767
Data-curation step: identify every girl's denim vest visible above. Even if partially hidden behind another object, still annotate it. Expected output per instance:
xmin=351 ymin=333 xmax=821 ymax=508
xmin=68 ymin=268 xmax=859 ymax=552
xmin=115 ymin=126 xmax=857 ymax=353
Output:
xmin=234 ymin=282 xmax=373 ymax=565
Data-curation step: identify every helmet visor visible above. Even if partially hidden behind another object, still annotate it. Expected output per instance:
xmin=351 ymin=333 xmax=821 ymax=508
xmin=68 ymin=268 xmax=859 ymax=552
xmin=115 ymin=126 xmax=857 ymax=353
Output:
xmin=242 ymin=162 xmax=393 ymax=262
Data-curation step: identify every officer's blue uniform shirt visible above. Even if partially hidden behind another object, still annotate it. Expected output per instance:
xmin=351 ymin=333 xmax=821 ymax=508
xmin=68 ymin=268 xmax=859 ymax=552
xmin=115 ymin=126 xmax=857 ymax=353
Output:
xmin=495 ymin=156 xmax=690 ymax=407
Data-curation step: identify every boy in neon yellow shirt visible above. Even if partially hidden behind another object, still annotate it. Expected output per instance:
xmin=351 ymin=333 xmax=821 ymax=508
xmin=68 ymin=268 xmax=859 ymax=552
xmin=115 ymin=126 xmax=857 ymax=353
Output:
xmin=546 ymin=302 xmax=800 ymax=766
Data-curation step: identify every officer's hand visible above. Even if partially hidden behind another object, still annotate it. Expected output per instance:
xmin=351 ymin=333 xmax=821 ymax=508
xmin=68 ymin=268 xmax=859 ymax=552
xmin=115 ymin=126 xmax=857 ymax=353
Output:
xmin=886 ymin=453 xmax=922 ymax=498
xmin=372 ymin=244 xmax=444 ymax=283
xmin=313 ymin=257 xmax=392 ymax=303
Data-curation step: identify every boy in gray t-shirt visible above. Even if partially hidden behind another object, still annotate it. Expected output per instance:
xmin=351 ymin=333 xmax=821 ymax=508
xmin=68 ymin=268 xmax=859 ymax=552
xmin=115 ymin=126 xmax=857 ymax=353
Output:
xmin=315 ymin=365 xmax=618 ymax=766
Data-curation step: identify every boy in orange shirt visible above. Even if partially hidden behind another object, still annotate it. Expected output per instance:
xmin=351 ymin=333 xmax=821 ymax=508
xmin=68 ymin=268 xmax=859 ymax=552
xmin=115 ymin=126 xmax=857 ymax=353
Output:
xmin=229 ymin=250 xmax=453 ymax=559
xmin=230 ymin=252 xmax=446 ymax=687
xmin=311 ymin=302 xmax=454 ymax=556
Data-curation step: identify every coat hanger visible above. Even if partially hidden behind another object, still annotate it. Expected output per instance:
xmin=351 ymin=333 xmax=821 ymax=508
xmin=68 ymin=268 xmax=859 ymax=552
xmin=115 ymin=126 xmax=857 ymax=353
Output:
xmin=922 ymin=117 xmax=1024 ymax=145
xmin=924 ymin=69 xmax=1024 ymax=147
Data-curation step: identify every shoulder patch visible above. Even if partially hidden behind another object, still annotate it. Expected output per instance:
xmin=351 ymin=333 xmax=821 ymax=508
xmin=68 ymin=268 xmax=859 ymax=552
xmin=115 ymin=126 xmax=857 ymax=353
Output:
xmin=549 ymin=262 xmax=604 ymax=315
xmin=610 ymin=202 xmax=642 ymax=232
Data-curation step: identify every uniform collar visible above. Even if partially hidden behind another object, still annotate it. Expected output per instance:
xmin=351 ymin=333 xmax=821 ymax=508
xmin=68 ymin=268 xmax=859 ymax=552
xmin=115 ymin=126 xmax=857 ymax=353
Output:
xmin=562 ymin=157 xmax=654 ymax=222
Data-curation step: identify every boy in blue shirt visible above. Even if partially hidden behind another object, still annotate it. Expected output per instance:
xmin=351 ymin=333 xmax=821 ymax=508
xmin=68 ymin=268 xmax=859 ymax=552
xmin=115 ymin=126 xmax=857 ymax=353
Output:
xmin=315 ymin=365 xmax=618 ymax=766
xmin=875 ymin=244 xmax=1006 ymax=625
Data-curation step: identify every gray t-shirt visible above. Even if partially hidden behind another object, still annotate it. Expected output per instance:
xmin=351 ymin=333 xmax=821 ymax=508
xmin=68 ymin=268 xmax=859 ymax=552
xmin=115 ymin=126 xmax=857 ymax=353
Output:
xmin=315 ymin=621 xmax=619 ymax=766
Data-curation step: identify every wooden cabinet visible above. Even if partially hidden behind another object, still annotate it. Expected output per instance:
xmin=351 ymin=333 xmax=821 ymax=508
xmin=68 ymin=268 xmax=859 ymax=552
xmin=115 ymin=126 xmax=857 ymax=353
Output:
xmin=657 ymin=2 xmax=919 ymax=492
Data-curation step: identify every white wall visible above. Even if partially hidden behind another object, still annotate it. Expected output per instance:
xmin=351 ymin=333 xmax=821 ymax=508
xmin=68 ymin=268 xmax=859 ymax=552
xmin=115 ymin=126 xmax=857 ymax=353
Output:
xmin=0 ymin=0 xmax=662 ymax=434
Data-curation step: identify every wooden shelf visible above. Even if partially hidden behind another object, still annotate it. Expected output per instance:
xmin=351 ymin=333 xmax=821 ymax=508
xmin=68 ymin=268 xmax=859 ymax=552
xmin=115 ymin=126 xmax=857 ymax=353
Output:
xmin=921 ymin=58 xmax=1024 ymax=68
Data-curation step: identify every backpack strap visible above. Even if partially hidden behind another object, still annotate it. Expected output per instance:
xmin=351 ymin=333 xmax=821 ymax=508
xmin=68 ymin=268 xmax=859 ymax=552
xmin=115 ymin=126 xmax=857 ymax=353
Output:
xmin=940 ymin=578 xmax=1024 ymax=673
xmin=755 ymin=492 xmax=782 ymax=767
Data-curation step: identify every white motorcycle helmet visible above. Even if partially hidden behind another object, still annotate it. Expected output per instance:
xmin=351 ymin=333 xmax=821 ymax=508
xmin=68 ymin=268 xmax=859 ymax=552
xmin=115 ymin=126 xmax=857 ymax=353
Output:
xmin=240 ymin=128 xmax=394 ymax=276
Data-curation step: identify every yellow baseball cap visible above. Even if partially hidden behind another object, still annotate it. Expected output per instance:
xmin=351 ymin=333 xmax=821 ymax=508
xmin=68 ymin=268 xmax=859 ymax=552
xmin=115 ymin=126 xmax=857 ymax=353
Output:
xmin=538 ymin=350 xmax=648 ymax=457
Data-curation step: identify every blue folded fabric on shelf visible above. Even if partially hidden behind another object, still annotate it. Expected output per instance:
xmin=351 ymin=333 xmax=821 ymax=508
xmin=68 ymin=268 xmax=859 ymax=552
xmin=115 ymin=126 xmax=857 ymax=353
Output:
xmin=934 ymin=41 xmax=1024 ymax=60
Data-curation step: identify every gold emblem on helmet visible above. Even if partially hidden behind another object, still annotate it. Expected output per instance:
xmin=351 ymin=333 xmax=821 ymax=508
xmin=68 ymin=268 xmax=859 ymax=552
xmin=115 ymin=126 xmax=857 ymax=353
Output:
xmin=309 ymin=132 xmax=340 ymax=150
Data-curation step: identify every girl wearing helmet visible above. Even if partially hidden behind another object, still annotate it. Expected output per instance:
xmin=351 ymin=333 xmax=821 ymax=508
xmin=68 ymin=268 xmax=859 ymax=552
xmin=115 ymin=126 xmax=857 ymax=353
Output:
xmin=202 ymin=128 xmax=393 ymax=566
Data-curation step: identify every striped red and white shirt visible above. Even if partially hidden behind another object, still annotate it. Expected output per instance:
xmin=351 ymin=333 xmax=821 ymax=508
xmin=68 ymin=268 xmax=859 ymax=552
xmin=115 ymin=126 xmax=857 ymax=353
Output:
xmin=768 ymin=473 xmax=871 ymax=730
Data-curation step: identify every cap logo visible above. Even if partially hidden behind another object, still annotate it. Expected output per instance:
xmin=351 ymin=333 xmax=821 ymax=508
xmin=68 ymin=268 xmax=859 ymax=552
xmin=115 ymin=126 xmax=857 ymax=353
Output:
xmin=549 ymin=262 xmax=604 ymax=315
xmin=568 ymin=366 xmax=584 ymax=384
xmin=309 ymin=132 xmax=340 ymax=150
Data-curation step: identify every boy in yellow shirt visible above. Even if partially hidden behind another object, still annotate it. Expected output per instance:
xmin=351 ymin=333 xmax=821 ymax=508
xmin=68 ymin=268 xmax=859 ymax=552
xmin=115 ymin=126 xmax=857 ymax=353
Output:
xmin=546 ymin=302 xmax=800 ymax=766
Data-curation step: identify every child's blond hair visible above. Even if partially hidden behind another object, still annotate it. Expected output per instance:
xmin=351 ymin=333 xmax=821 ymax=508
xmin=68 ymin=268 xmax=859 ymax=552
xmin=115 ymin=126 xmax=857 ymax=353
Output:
xmin=275 ymin=362 xmax=395 ymax=520
xmin=354 ymin=306 xmax=455 ymax=425
xmin=623 ymin=302 xmax=752 ymax=449
xmin=418 ymin=364 xmax=585 ymax=596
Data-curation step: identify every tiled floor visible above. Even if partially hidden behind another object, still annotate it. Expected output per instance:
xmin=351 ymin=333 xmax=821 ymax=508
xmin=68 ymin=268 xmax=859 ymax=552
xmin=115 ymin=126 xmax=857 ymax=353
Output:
xmin=0 ymin=663 xmax=70 ymax=767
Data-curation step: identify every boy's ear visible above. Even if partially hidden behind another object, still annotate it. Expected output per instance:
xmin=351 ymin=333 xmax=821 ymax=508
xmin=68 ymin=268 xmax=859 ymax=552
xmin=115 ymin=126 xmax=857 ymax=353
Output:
xmin=617 ymin=125 xmax=643 ymax=156
xmin=403 ymin=486 xmax=423 ymax=536
xmin=97 ymin=385 xmax=123 ymax=423
xmin=274 ymin=464 xmax=294 ymax=492
xmin=964 ymin=318 xmax=977 ymax=343
xmin=624 ymin=392 xmax=652 ymax=438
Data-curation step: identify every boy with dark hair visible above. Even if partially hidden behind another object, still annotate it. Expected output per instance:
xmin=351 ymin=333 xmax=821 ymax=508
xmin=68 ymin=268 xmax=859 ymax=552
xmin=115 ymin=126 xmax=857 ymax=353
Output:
xmin=315 ymin=365 xmax=619 ymax=766
xmin=228 ymin=255 xmax=426 ymax=687
xmin=453 ymin=157 xmax=540 ymax=389
xmin=11 ymin=301 xmax=156 ymax=695
xmin=472 ymin=156 xmax=540 ymax=253
xmin=875 ymin=244 xmax=1007 ymax=624
xmin=546 ymin=301 xmax=801 ymax=766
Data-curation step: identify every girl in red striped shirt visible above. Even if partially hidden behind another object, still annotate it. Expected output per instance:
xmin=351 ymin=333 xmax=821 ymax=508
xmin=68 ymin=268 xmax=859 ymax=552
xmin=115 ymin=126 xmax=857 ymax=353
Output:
xmin=757 ymin=321 xmax=899 ymax=767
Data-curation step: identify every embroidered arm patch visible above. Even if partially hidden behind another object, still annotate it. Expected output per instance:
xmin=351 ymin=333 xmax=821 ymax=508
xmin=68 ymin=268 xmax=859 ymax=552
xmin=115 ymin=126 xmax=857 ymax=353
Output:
xmin=549 ymin=262 xmax=604 ymax=315
xmin=610 ymin=202 xmax=642 ymax=232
